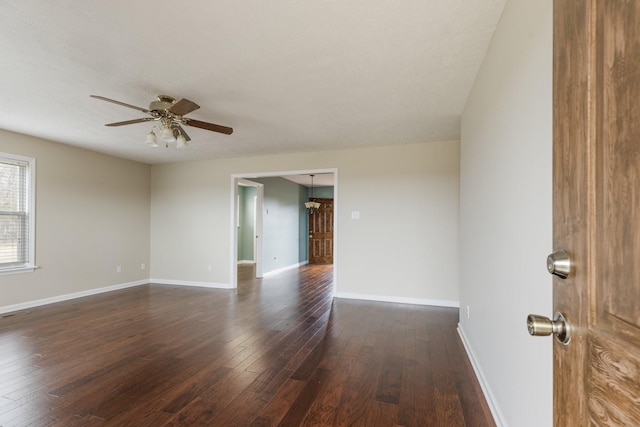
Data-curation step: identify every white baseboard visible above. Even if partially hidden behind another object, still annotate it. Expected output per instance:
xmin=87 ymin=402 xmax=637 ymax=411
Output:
xmin=0 ymin=279 xmax=148 ymax=315
xmin=333 ymin=292 xmax=459 ymax=308
xmin=263 ymin=261 xmax=308 ymax=277
xmin=150 ymin=278 xmax=235 ymax=289
xmin=457 ymin=324 xmax=505 ymax=427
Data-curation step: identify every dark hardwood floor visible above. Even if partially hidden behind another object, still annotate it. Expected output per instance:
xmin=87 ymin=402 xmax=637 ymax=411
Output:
xmin=0 ymin=264 xmax=495 ymax=426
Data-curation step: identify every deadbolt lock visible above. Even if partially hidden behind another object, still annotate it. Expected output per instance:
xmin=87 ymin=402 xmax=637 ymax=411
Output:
xmin=547 ymin=250 xmax=571 ymax=279
xmin=527 ymin=312 xmax=571 ymax=345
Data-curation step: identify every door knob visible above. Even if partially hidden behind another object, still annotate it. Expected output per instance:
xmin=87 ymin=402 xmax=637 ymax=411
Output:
xmin=527 ymin=312 xmax=571 ymax=345
xmin=547 ymin=250 xmax=571 ymax=278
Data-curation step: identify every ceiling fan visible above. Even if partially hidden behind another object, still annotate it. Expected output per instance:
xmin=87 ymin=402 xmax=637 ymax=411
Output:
xmin=90 ymin=94 xmax=233 ymax=148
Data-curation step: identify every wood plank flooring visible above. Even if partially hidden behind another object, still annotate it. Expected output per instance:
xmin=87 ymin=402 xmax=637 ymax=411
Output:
xmin=0 ymin=265 xmax=495 ymax=426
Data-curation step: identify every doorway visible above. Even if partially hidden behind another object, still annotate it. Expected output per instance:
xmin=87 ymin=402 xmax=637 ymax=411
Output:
xmin=230 ymin=169 xmax=338 ymax=290
xmin=237 ymin=179 xmax=263 ymax=277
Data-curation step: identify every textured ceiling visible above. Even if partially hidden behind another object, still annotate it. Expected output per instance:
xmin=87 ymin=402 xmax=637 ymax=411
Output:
xmin=0 ymin=1 xmax=506 ymax=165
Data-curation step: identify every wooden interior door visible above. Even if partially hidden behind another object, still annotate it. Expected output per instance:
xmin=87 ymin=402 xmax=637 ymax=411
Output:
xmin=554 ymin=1 xmax=640 ymax=424
xmin=308 ymin=198 xmax=333 ymax=264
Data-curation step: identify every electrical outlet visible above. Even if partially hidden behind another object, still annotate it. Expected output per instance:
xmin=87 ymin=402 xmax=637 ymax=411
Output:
xmin=141 ymin=263 xmax=145 ymax=270
xmin=116 ymin=266 xmax=122 ymax=273
xmin=466 ymin=305 xmax=470 ymax=319
xmin=207 ymin=264 xmax=212 ymax=272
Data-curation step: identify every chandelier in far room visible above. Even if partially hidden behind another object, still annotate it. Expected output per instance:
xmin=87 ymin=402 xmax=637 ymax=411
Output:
xmin=304 ymin=174 xmax=321 ymax=214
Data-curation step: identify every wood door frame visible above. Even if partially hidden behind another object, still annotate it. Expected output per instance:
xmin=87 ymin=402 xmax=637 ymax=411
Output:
xmin=229 ymin=168 xmax=338 ymax=291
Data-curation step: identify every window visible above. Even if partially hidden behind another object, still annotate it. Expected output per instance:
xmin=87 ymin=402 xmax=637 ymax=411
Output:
xmin=0 ymin=153 xmax=35 ymax=273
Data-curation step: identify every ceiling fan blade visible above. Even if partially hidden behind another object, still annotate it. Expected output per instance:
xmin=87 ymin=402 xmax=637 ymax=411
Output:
xmin=175 ymin=124 xmax=191 ymax=141
xmin=170 ymin=99 xmax=200 ymax=116
xmin=90 ymin=95 xmax=150 ymax=113
xmin=184 ymin=118 xmax=233 ymax=135
xmin=105 ymin=117 xmax=155 ymax=127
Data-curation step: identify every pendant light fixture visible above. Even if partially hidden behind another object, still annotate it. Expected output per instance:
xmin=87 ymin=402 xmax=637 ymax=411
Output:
xmin=304 ymin=174 xmax=321 ymax=214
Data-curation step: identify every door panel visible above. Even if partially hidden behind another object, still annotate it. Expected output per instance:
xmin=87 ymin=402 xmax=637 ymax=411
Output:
xmin=597 ymin=1 xmax=640 ymax=342
xmin=589 ymin=336 xmax=640 ymax=425
xmin=554 ymin=1 xmax=640 ymax=424
xmin=308 ymin=198 xmax=333 ymax=264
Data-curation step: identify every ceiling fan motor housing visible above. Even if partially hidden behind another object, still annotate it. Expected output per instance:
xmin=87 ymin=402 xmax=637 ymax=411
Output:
xmin=149 ymin=95 xmax=176 ymax=112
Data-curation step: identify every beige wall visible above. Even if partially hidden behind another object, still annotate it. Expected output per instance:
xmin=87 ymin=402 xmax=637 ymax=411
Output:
xmin=0 ymin=130 xmax=151 ymax=310
xmin=151 ymin=140 xmax=460 ymax=304
xmin=0 ymin=131 xmax=458 ymax=310
xmin=460 ymin=0 xmax=552 ymax=425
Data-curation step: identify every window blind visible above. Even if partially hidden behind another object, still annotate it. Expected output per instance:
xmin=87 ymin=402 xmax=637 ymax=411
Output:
xmin=0 ymin=157 xmax=30 ymax=269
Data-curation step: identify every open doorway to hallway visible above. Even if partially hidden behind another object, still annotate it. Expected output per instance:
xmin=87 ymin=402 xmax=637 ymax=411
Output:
xmin=231 ymin=169 xmax=337 ymax=290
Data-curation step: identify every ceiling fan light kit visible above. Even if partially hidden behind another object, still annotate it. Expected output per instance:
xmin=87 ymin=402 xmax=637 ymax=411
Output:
xmin=90 ymin=94 xmax=233 ymax=150
xmin=159 ymin=126 xmax=176 ymax=143
xmin=176 ymin=133 xmax=188 ymax=149
xmin=145 ymin=129 xmax=159 ymax=147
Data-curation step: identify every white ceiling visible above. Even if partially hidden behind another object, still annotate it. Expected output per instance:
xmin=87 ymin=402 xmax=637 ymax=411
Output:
xmin=0 ymin=1 xmax=506 ymax=165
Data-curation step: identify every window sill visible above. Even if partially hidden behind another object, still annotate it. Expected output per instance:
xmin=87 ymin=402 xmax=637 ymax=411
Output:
xmin=0 ymin=266 xmax=38 ymax=276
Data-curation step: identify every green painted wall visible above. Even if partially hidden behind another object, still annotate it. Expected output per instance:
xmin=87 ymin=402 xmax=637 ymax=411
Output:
xmin=252 ymin=177 xmax=308 ymax=272
xmin=308 ymin=186 xmax=334 ymax=199
xmin=299 ymin=185 xmax=309 ymax=262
